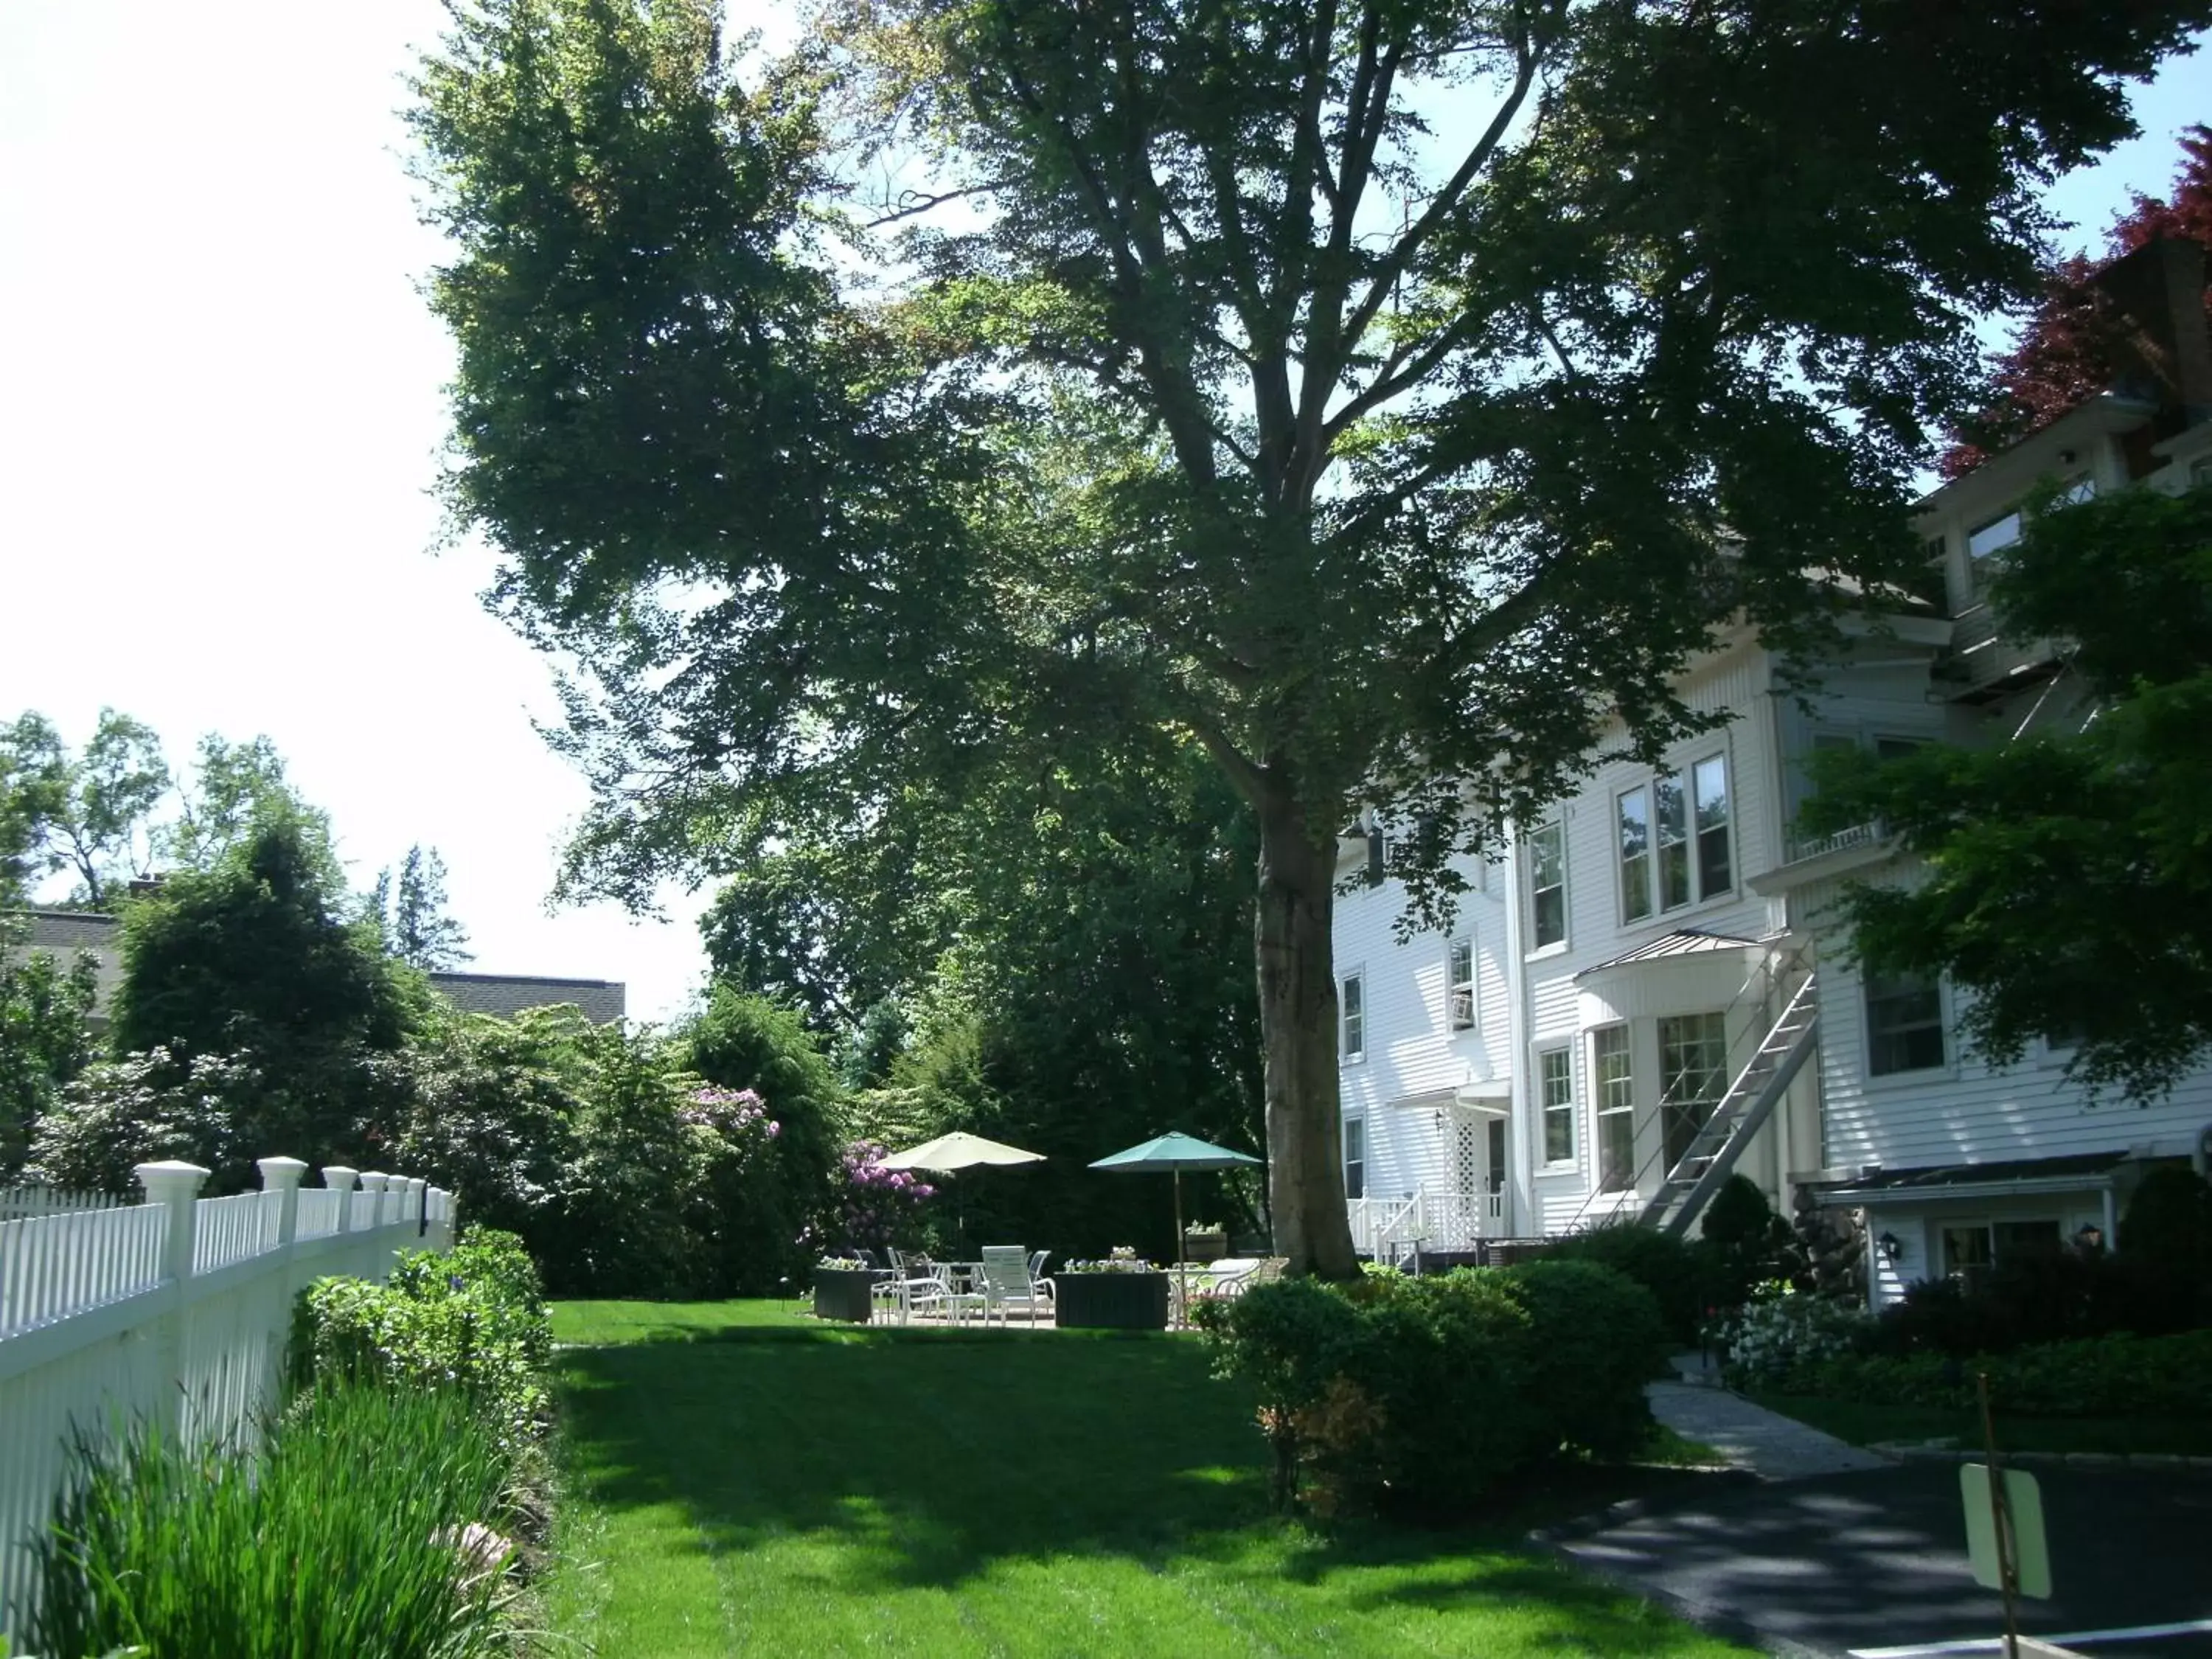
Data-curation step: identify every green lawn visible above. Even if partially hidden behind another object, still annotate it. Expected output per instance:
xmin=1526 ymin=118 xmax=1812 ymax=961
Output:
xmin=546 ymin=1300 xmax=1752 ymax=1658
xmin=1749 ymin=1392 xmax=2212 ymax=1456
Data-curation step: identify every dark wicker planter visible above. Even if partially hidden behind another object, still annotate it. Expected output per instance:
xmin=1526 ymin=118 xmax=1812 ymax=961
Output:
xmin=1054 ymin=1270 xmax=1170 ymax=1331
xmin=813 ymin=1267 xmax=883 ymax=1324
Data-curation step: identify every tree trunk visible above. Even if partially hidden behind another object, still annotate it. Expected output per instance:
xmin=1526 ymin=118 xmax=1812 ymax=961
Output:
xmin=1253 ymin=776 xmax=1360 ymax=1279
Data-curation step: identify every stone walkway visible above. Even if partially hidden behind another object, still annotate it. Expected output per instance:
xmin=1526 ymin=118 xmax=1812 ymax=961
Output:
xmin=1649 ymin=1356 xmax=1890 ymax=1481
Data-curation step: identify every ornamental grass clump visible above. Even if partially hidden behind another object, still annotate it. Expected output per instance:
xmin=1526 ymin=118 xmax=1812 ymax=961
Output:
xmin=30 ymin=1380 xmax=519 ymax=1659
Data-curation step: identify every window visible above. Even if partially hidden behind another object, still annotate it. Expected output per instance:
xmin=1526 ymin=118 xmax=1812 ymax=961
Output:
xmin=1866 ymin=971 xmax=1944 ymax=1075
xmin=1621 ymin=754 xmax=1731 ymax=918
xmin=1447 ymin=939 xmax=1476 ymax=1031
xmin=1486 ymin=1118 xmax=1507 ymax=1215
xmin=1942 ymin=1218 xmax=2059 ymax=1286
xmin=1693 ymin=754 xmax=1731 ymax=899
xmin=1528 ymin=821 xmax=1566 ymax=948
xmin=1617 ymin=786 xmax=1652 ymax=924
xmin=1657 ymin=1012 xmax=1729 ymax=1172
xmin=1340 ymin=973 xmax=1366 ymax=1065
xmin=1874 ymin=736 xmax=1927 ymax=762
xmin=1593 ymin=1026 xmax=1635 ymax=1192
xmin=2056 ymin=474 xmax=2097 ymax=507
xmin=1967 ymin=510 xmax=2023 ymax=563
xmin=1343 ymin=1117 xmax=1366 ymax=1200
xmin=1539 ymin=1047 xmax=1576 ymax=1164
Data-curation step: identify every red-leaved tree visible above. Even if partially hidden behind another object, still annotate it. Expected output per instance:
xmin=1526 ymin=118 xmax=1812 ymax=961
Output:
xmin=1944 ymin=125 xmax=2212 ymax=478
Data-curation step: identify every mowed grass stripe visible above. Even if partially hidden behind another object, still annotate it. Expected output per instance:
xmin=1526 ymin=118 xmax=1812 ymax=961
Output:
xmin=550 ymin=1300 xmax=1755 ymax=1658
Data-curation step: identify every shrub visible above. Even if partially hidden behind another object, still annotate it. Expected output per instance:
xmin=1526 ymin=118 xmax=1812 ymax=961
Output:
xmin=1778 ymin=1328 xmax=2212 ymax=1418
xmin=31 ymin=1380 xmax=518 ymax=1659
xmin=291 ymin=1228 xmax=552 ymax=1450
xmin=1502 ymin=1259 xmax=1669 ymax=1460
xmin=1201 ymin=1262 xmax=1665 ymax=1519
xmin=1699 ymin=1176 xmax=1802 ymax=1310
xmin=1867 ymin=1249 xmax=2199 ymax=1358
xmin=1719 ymin=1283 xmax=1875 ymax=1387
xmin=1540 ymin=1224 xmax=1713 ymax=1344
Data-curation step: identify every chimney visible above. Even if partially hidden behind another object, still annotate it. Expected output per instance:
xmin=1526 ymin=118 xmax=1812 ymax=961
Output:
xmin=2090 ymin=235 xmax=2212 ymax=423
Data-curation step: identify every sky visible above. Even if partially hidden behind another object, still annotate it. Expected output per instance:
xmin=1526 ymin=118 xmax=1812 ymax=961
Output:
xmin=0 ymin=5 xmax=2205 ymax=1025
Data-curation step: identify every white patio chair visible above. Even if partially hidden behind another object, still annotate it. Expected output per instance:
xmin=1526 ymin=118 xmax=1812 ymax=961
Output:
xmin=978 ymin=1245 xmax=1050 ymax=1324
xmin=881 ymin=1248 xmax=952 ymax=1325
xmin=1026 ymin=1250 xmax=1054 ymax=1312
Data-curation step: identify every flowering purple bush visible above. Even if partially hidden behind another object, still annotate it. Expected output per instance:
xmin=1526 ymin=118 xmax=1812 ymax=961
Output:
xmin=681 ymin=1086 xmax=782 ymax=1147
xmin=832 ymin=1139 xmax=936 ymax=1253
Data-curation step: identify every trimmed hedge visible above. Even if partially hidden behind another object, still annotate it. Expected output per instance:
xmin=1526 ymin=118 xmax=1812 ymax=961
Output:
xmin=1198 ymin=1263 xmax=1669 ymax=1519
xmin=1778 ymin=1328 xmax=2212 ymax=1417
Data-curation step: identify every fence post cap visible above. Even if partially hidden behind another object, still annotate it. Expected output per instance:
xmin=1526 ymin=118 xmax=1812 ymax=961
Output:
xmin=133 ymin=1160 xmax=210 ymax=1198
xmin=320 ymin=1165 xmax=359 ymax=1191
xmin=256 ymin=1156 xmax=310 ymax=1189
xmin=401 ymin=1176 xmax=426 ymax=1194
xmin=358 ymin=1172 xmax=391 ymax=1192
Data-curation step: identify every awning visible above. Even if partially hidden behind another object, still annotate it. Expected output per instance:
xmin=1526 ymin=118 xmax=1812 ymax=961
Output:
xmin=1820 ymin=1151 xmax=2129 ymax=1208
xmin=1574 ymin=928 xmax=1762 ymax=981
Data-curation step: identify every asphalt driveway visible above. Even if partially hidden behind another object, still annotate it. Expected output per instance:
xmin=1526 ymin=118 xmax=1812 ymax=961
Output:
xmin=1550 ymin=1462 xmax=2212 ymax=1658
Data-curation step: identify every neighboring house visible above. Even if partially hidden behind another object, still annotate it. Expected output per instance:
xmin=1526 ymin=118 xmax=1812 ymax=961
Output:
xmin=1340 ymin=237 xmax=2212 ymax=1307
xmin=2 ymin=908 xmax=626 ymax=1028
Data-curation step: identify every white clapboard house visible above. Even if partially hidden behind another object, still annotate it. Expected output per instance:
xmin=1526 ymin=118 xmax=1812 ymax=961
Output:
xmin=1338 ymin=237 xmax=2212 ymax=1307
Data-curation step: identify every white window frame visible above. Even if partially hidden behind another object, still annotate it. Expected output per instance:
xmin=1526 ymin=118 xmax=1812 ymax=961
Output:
xmin=1865 ymin=969 xmax=1947 ymax=1079
xmin=1537 ymin=1045 xmax=1576 ymax=1166
xmin=1447 ymin=938 xmax=1477 ymax=1032
xmin=1619 ymin=751 xmax=1732 ymax=920
xmin=1340 ymin=970 xmax=1366 ymax=1065
xmin=1592 ymin=1024 xmax=1635 ymax=1193
xmin=1343 ymin=1116 xmax=1366 ymax=1200
xmin=1616 ymin=783 xmax=1652 ymax=926
xmin=1527 ymin=819 xmax=1568 ymax=953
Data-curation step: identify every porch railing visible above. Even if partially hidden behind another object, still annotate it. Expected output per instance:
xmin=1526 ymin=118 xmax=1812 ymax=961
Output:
xmin=1348 ymin=1186 xmax=1503 ymax=1259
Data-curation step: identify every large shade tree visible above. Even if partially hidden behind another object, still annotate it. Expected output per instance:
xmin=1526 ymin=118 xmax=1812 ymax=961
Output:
xmin=414 ymin=0 xmax=2204 ymax=1273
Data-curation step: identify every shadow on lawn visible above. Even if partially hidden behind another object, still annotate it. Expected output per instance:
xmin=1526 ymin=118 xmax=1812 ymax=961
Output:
xmin=555 ymin=1324 xmax=1747 ymax=1624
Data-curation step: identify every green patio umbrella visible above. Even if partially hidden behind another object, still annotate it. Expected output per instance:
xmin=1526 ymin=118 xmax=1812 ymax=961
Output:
xmin=1088 ymin=1132 xmax=1263 ymax=1321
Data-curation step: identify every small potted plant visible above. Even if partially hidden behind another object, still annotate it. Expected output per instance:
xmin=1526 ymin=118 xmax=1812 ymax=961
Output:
xmin=1053 ymin=1247 xmax=1171 ymax=1330
xmin=813 ymin=1253 xmax=884 ymax=1323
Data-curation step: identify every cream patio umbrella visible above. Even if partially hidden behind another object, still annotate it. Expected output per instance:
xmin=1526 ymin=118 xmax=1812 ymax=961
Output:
xmin=880 ymin=1132 xmax=1046 ymax=1251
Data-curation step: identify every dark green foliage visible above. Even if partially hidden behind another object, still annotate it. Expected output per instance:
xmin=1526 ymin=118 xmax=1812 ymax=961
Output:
xmin=2121 ymin=1164 xmax=2212 ymax=1278
xmin=1699 ymin=1176 xmax=1801 ymax=1310
xmin=0 ymin=920 xmax=99 ymax=1182
xmin=1776 ymin=1329 xmax=2212 ymax=1419
xmin=390 ymin=1004 xmax=590 ymax=1246
xmin=27 ymin=1043 xmax=417 ymax=1196
xmin=30 ymin=1380 xmax=519 ymax=1659
xmin=0 ymin=708 xmax=170 ymax=908
xmin=111 ymin=810 xmax=416 ymax=1066
xmin=1537 ymin=1225 xmax=1714 ymax=1346
xmin=1200 ymin=1264 xmax=1666 ymax=1518
xmin=1804 ymin=478 xmax=2212 ymax=1099
xmin=1866 ymin=1249 xmax=2203 ymax=1358
xmin=291 ymin=1230 xmax=553 ymax=1448
xmin=1501 ymin=1259 xmax=1670 ymax=1462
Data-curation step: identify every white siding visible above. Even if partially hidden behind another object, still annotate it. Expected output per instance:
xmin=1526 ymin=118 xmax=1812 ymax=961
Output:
xmin=1334 ymin=853 xmax=1509 ymax=1209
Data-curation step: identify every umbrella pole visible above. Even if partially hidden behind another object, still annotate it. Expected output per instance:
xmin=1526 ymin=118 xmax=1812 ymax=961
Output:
xmin=1174 ymin=1168 xmax=1186 ymax=1329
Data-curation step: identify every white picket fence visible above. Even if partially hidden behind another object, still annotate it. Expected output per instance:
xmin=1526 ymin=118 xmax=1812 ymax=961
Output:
xmin=0 ymin=1187 xmax=125 ymax=1222
xmin=0 ymin=1158 xmax=457 ymax=1642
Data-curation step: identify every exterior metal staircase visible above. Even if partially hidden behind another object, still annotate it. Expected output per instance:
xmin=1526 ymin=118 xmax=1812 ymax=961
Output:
xmin=1639 ymin=971 xmax=1821 ymax=1237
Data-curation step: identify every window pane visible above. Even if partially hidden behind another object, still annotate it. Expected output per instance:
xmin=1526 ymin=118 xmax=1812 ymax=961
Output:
xmin=1874 ymin=737 xmax=1925 ymax=762
xmin=1593 ymin=1026 xmax=1634 ymax=1192
xmin=1658 ymin=1012 xmax=1729 ymax=1171
xmin=1655 ymin=774 xmax=1689 ymax=911
xmin=1943 ymin=1224 xmax=1992 ymax=1283
xmin=1867 ymin=972 xmax=1944 ymax=1075
xmin=1342 ymin=975 xmax=1365 ymax=1062
xmin=1994 ymin=1220 xmax=2061 ymax=1259
xmin=1530 ymin=821 xmax=1566 ymax=947
xmin=1486 ymin=1119 xmax=1507 ymax=1197
xmin=1968 ymin=512 xmax=2022 ymax=561
xmin=1448 ymin=940 xmax=1475 ymax=1030
xmin=1618 ymin=786 xmax=1652 ymax=923
xmin=1693 ymin=755 xmax=1730 ymax=897
xmin=1343 ymin=1118 xmax=1365 ymax=1200
xmin=1540 ymin=1048 xmax=1575 ymax=1163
